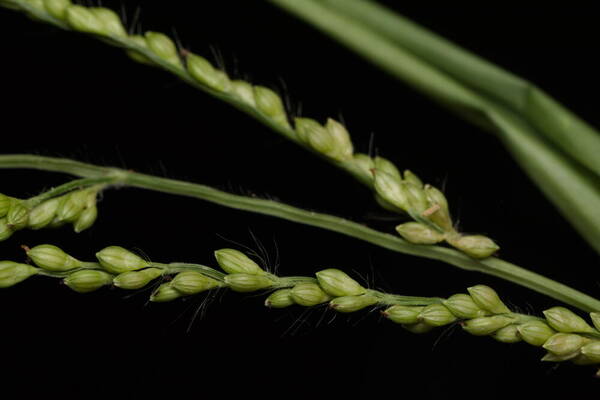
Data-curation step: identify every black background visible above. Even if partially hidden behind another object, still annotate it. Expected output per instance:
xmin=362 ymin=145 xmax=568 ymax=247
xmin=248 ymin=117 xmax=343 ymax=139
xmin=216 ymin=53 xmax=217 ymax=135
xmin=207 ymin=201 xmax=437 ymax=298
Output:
xmin=1 ymin=1 xmax=599 ymax=398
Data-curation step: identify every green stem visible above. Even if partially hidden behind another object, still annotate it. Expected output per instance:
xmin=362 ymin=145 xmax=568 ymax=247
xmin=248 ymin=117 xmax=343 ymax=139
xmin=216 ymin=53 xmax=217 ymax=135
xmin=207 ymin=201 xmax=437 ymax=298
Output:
xmin=367 ymin=289 xmax=443 ymax=306
xmin=2 ymin=154 xmax=599 ymax=312
xmin=25 ymin=177 xmax=116 ymax=207
xmin=156 ymin=262 xmax=227 ymax=282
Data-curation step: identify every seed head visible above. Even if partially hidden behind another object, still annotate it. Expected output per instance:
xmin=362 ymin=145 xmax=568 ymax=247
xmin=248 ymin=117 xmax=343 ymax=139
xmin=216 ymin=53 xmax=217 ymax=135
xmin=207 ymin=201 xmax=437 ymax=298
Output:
xmin=382 ymin=305 xmax=424 ymax=324
xmin=224 ymin=273 xmax=274 ymax=293
xmin=315 ymin=268 xmax=366 ymax=297
xmin=423 ymin=185 xmax=453 ymax=231
xmin=404 ymin=182 xmax=429 ymax=214
xmin=395 ymin=222 xmax=444 ymax=245
xmin=424 ymin=184 xmax=449 ymax=214
xmin=447 ymin=235 xmax=500 ymax=259
xmin=324 ymin=118 xmax=354 ymax=161
xmin=290 ymin=282 xmax=331 ymax=306
xmin=56 ymin=189 xmax=88 ymax=223
xmin=462 ymin=315 xmax=513 ymax=336
xmin=329 ymin=294 xmax=378 ymax=313
xmin=113 ymin=268 xmax=163 ymax=290
xmin=90 ymin=7 xmax=126 ymax=37
xmin=265 ymin=288 xmax=294 ymax=308
xmin=543 ymin=307 xmax=595 ymax=333
xmin=74 ymin=205 xmax=97 ymax=233
xmin=419 ymin=303 xmax=457 ymax=327
xmin=6 ymin=200 xmax=29 ymax=230
xmin=373 ymin=169 xmax=409 ymax=211
xmin=44 ymin=0 xmax=71 ymax=20
xmin=467 ymin=285 xmax=511 ymax=314
xmin=170 ymin=271 xmax=221 ymax=295
xmin=580 ymin=341 xmax=600 ymax=363
xmin=73 ymin=189 xmax=99 ymax=233
xmin=516 ymin=320 xmax=556 ymax=346
xmin=542 ymin=333 xmax=588 ymax=356
xmin=254 ymin=86 xmax=289 ymax=128
xmin=374 ymin=157 xmax=401 ymax=181
xmin=492 ymin=324 xmax=521 ymax=343
xmin=231 ymin=80 xmax=256 ymax=107
xmin=214 ymin=248 xmax=265 ymax=275
xmin=443 ymin=293 xmax=486 ymax=319
xmin=65 ymin=5 xmax=105 ymax=35
xmin=403 ymin=170 xmax=423 ymax=188
xmin=145 ymin=31 xmax=181 ymax=66
xmin=0 ymin=261 xmax=38 ymax=288
xmin=295 ymin=117 xmax=345 ymax=160
xmin=150 ymin=283 xmax=183 ymax=302
xmin=64 ymin=270 xmax=112 ymax=293
xmin=96 ymin=246 xmax=150 ymax=274
xmin=28 ymin=197 xmax=61 ymax=230
xmin=27 ymin=244 xmax=83 ymax=271
xmin=187 ymin=54 xmax=230 ymax=92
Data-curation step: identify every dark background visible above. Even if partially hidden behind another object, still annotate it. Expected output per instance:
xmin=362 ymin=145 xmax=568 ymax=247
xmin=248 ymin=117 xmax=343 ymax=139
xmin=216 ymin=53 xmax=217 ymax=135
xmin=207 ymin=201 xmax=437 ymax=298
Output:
xmin=1 ymin=1 xmax=599 ymax=398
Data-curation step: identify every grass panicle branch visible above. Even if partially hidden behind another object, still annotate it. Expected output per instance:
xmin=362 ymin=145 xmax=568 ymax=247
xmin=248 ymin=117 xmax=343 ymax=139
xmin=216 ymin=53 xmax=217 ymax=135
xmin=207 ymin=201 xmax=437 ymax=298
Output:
xmin=1 ymin=177 xmax=114 ymax=241
xmin=0 ymin=0 xmax=502 ymax=258
xmin=1 ymin=155 xmax=599 ymax=312
xmin=2 ymin=243 xmax=600 ymax=376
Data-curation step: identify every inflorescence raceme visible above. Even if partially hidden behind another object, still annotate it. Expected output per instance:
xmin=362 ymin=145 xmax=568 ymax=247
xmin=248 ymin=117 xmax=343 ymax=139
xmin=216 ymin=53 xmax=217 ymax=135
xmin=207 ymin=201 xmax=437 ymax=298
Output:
xmin=2 ymin=244 xmax=600 ymax=376
xmin=1 ymin=0 xmax=499 ymax=259
xmin=0 ymin=184 xmax=104 ymax=242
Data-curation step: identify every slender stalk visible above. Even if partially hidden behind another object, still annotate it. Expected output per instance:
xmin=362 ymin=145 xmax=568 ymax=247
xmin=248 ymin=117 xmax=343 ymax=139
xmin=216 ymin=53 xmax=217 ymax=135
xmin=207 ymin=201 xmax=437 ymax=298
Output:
xmin=366 ymin=290 xmax=443 ymax=306
xmin=156 ymin=262 xmax=227 ymax=282
xmin=25 ymin=177 xmax=117 ymax=207
xmin=1 ymin=154 xmax=598 ymax=312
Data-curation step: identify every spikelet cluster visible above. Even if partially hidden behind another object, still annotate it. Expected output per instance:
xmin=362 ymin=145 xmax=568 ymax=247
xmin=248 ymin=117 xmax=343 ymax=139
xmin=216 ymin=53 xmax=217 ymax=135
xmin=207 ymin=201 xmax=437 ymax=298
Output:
xmin=3 ymin=242 xmax=600 ymax=375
